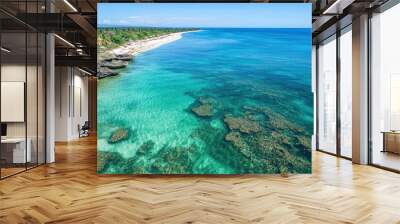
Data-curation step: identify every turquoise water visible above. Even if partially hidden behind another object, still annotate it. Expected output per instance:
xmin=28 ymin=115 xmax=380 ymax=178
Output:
xmin=98 ymin=28 xmax=312 ymax=174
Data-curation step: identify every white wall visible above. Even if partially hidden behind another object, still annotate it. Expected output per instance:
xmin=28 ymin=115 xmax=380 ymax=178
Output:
xmin=54 ymin=67 xmax=89 ymax=141
xmin=1 ymin=63 xmax=46 ymax=164
xmin=1 ymin=65 xmax=26 ymax=139
xmin=1 ymin=65 xmax=42 ymax=138
xmin=1 ymin=82 xmax=25 ymax=122
xmin=55 ymin=66 xmax=70 ymax=141
xmin=72 ymin=73 xmax=89 ymax=138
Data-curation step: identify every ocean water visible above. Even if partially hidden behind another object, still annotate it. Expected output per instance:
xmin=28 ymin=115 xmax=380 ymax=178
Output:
xmin=98 ymin=28 xmax=312 ymax=174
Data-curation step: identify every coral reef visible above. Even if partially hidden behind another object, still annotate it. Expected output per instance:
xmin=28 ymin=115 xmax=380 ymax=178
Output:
xmin=108 ymin=128 xmax=130 ymax=144
xmin=97 ymin=151 xmax=124 ymax=173
xmin=225 ymin=131 xmax=245 ymax=149
xmin=223 ymin=115 xmax=261 ymax=134
xmin=98 ymin=61 xmax=312 ymax=174
xmin=192 ymin=104 xmax=213 ymax=117
xmin=136 ymin=140 xmax=155 ymax=157
xmin=150 ymin=145 xmax=197 ymax=174
xmin=97 ymin=151 xmax=149 ymax=174
xmin=262 ymin=108 xmax=305 ymax=133
xmin=190 ymin=96 xmax=217 ymax=117
xmin=296 ymin=135 xmax=311 ymax=150
xmin=224 ymin=131 xmax=251 ymax=157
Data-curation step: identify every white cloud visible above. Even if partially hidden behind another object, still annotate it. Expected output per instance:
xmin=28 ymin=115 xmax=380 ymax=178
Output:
xmin=110 ymin=15 xmax=209 ymax=27
xmin=101 ymin=19 xmax=111 ymax=24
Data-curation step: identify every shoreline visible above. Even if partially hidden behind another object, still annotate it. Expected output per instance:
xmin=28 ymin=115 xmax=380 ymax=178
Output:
xmin=98 ymin=30 xmax=198 ymax=79
xmin=110 ymin=32 xmax=183 ymax=57
xmin=111 ymin=31 xmax=193 ymax=57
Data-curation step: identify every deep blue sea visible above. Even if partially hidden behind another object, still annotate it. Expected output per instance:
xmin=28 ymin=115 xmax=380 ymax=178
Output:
xmin=98 ymin=28 xmax=313 ymax=174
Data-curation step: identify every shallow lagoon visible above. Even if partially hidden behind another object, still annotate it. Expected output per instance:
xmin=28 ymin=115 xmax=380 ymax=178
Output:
xmin=98 ymin=28 xmax=312 ymax=174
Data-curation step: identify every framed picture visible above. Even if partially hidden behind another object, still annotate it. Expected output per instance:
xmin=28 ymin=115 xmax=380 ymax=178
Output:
xmin=97 ymin=3 xmax=313 ymax=174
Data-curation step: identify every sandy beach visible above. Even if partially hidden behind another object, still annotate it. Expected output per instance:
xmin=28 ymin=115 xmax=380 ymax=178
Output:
xmin=110 ymin=31 xmax=189 ymax=57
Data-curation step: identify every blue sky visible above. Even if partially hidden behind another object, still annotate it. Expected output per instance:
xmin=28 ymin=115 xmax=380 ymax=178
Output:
xmin=98 ymin=3 xmax=311 ymax=28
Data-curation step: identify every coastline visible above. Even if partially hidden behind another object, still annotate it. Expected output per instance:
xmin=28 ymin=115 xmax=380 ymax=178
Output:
xmin=98 ymin=30 xmax=198 ymax=78
xmin=110 ymin=31 xmax=188 ymax=57
xmin=106 ymin=30 xmax=200 ymax=59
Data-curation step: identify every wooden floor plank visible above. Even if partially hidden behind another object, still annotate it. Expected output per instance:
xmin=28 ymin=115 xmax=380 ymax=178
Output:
xmin=0 ymin=135 xmax=400 ymax=223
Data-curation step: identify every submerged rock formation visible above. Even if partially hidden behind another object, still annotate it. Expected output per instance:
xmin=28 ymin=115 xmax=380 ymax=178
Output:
xmin=101 ymin=60 xmax=128 ymax=69
xmin=102 ymin=53 xmax=134 ymax=62
xmin=223 ymin=115 xmax=261 ymax=134
xmin=151 ymin=144 xmax=197 ymax=174
xmin=108 ymin=128 xmax=130 ymax=144
xmin=136 ymin=140 xmax=155 ymax=156
xmin=225 ymin=131 xmax=251 ymax=157
xmin=192 ymin=104 xmax=213 ymax=117
xmin=262 ymin=108 xmax=304 ymax=133
xmin=115 ymin=54 xmax=134 ymax=61
xmin=190 ymin=96 xmax=217 ymax=117
xmin=296 ymin=135 xmax=311 ymax=150
xmin=97 ymin=56 xmax=131 ymax=79
xmin=225 ymin=131 xmax=245 ymax=148
xmin=198 ymin=96 xmax=216 ymax=105
xmin=97 ymin=67 xmax=119 ymax=79
xmin=97 ymin=151 xmax=124 ymax=173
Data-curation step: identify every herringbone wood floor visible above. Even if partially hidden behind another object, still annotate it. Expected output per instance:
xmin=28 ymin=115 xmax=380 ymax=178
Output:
xmin=1 ymin=135 xmax=400 ymax=224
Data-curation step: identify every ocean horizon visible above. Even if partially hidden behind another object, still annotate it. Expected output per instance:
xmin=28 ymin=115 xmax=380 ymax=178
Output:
xmin=98 ymin=28 xmax=313 ymax=174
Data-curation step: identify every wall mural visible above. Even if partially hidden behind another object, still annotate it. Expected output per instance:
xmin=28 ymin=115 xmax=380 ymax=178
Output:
xmin=97 ymin=3 xmax=313 ymax=174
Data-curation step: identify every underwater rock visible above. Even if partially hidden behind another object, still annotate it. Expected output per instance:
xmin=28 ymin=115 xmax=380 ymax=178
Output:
xmin=198 ymin=96 xmax=216 ymax=105
xmin=243 ymin=105 xmax=257 ymax=111
xmin=115 ymin=54 xmax=134 ymax=61
xmin=100 ymin=53 xmax=133 ymax=62
xmin=190 ymin=96 xmax=218 ymax=117
xmin=256 ymin=131 xmax=291 ymax=152
xmin=97 ymin=53 xmax=129 ymax=79
xmin=97 ymin=67 xmax=119 ymax=79
xmin=254 ymin=130 xmax=312 ymax=173
xmin=225 ymin=131 xmax=251 ymax=157
xmin=225 ymin=131 xmax=244 ymax=148
xmin=136 ymin=140 xmax=155 ymax=156
xmin=192 ymin=103 xmax=213 ymax=117
xmin=101 ymin=60 xmax=128 ymax=69
xmin=98 ymin=150 xmax=150 ymax=174
xmin=271 ymin=131 xmax=291 ymax=146
xmin=108 ymin=128 xmax=129 ymax=144
xmin=150 ymin=145 xmax=197 ymax=174
xmin=97 ymin=151 xmax=124 ymax=173
xmin=257 ymin=134 xmax=279 ymax=151
xmin=263 ymin=108 xmax=304 ymax=133
xmin=223 ymin=115 xmax=261 ymax=134
xmin=296 ymin=136 xmax=311 ymax=150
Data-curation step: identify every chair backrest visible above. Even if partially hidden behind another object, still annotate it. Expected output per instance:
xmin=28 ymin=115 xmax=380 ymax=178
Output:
xmin=82 ymin=121 xmax=90 ymax=129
